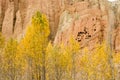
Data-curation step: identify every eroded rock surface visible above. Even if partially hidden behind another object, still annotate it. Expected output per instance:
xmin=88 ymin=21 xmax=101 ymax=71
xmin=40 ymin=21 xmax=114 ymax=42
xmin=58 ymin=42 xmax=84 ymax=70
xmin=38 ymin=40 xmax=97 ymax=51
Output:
xmin=0 ymin=0 xmax=63 ymax=40
xmin=54 ymin=0 xmax=120 ymax=52
xmin=0 ymin=0 xmax=120 ymax=52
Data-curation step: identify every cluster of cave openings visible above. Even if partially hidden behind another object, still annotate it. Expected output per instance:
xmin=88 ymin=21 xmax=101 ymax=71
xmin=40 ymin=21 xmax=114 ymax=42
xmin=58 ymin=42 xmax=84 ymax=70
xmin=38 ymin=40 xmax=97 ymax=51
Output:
xmin=76 ymin=27 xmax=92 ymax=42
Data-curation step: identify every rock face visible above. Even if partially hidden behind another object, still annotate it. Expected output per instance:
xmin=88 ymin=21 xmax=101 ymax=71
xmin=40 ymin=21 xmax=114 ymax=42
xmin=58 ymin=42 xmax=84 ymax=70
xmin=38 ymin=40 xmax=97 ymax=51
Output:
xmin=0 ymin=0 xmax=64 ymax=40
xmin=54 ymin=1 xmax=105 ymax=48
xmin=2 ymin=2 xmax=14 ymax=38
xmin=0 ymin=0 xmax=120 ymax=51
xmin=54 ymin=0 xmax=120 ymax=52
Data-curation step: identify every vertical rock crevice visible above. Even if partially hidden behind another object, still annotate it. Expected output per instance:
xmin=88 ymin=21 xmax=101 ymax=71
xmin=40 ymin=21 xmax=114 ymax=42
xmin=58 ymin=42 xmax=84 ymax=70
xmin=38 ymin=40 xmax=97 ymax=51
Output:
xmin=12 ymin=0 xmax=19 ymax=33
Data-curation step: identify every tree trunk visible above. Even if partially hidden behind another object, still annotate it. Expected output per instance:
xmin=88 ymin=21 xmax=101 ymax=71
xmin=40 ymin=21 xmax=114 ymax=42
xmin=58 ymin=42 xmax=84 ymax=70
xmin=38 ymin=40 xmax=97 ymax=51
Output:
xmin=41 ymin=51 xmax=46 ymax=80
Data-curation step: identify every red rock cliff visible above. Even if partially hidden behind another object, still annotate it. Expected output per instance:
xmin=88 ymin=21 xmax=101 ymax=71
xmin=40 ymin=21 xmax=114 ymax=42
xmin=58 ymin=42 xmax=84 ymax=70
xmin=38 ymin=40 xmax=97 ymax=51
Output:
xmin=0 ymin=0 xmax=120 ymax=52
xmin=0 ymin=0 xmax=64 ymax=40
xmin=54 ymin=0 xmax=120 ymax=52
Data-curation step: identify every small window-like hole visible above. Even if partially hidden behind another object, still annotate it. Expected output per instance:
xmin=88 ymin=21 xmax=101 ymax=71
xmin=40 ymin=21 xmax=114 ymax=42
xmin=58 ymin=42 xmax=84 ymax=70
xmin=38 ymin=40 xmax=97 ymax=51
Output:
xmin=88 ymin=35 xmax=91 ymax=37
xmin=78 ymin=32 xmax=84 ymax=34
xmin=77 ymin=34 xmax=80 ymax=36
xmin=96 ymin=18 xmax=97 ymax=20
xmin=78 ymin=40 xmax=81 ymax=42
xmin=84 ymin=31 xmax=87 ymax=34
xmin=94 ymin=29 xmax=96 ymax=31
xmin=70 ymin=3 xmax=73 ymax=5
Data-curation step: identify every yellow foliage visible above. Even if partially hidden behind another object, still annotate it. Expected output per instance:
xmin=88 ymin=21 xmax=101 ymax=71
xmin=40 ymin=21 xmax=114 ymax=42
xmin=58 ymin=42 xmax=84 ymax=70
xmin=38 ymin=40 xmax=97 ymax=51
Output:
xmin=19 ymin=11 xmax=50 ymax=80
xmin=114 ymin=53 xmax=120 ymax=64
xmin=3 ymin=39 xmax=19 ymax=79
xmin=69 ymin=37 xmax=80 ymax=53
xmin=78 ymin=43 xmax=120 ymax=80
xmin=0 ymin=32 xmax=5 ymax=48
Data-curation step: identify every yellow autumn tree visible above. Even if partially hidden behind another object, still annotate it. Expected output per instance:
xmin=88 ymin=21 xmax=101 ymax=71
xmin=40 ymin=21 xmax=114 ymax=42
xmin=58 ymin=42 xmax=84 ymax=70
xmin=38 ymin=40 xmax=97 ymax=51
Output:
xmin=15 ymin=41 xmax=27 ymax=80
xmin=0 ymin=33 xmax=5 ymax=79
xmin=90 ymin=44 xmax=112 ymax=80
xmin=68 ymin=37 xmax=80 ymax=80
xmin=46 ymin=42 xmax=72 ymax=80
xmin=20 ymin=11 xmax=50 ymax=80
xmin=113 ymin=52 xmax=120 ymax=80
xmin=3 ymin=39 xmax=18 ymax=80
xmin=0 ymin=33 xmax=5 ymax=49
xmin=78 ymin=43 xmax=120 ymax=80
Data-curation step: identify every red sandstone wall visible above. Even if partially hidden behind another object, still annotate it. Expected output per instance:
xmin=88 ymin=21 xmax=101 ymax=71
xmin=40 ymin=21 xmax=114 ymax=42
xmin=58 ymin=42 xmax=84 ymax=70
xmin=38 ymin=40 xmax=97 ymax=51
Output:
xmin=0 ymin=0 xmax=120 ymax=51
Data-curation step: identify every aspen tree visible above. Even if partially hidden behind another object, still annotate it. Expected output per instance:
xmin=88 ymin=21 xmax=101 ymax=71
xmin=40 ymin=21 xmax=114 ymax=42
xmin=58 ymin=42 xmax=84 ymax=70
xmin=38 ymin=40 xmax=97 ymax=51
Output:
xmin=4 ymin=39 xmax=18 ymax=80
xmin=68 ymin=37 xmax=80 ymax=80
xmin=0 ymin=33 xmax=5 ymax=80
xmin=20 ymin=11 xmax=50 ymax=80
